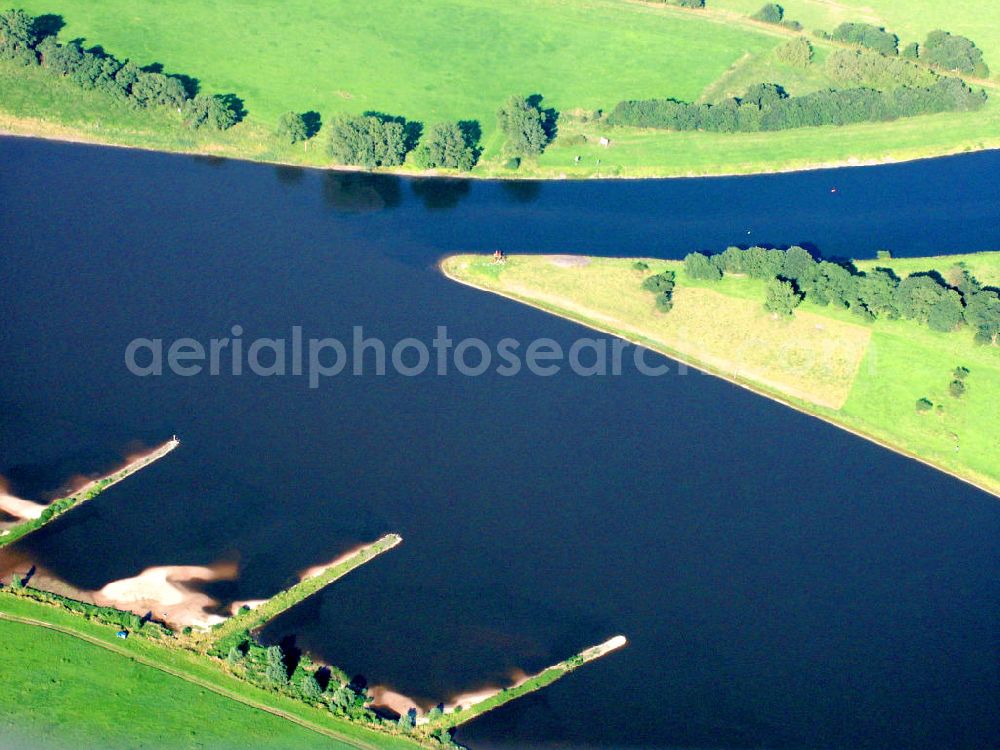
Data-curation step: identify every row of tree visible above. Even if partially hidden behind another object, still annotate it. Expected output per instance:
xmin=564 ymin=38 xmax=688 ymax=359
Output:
xmin=321 ymin=95 xmax=554 ymax=170
xmin=682 ymin=246 xmax=1000 ymax=342
xmin=822 ymin=21 xmax=989 ymax=77
xmin=0 ymin=9 xmax=241 ymax=130
xmin=218 ymin=630 xmax=456 ymax=745
xmin=606 ymin=77 xmax=985 ymax=132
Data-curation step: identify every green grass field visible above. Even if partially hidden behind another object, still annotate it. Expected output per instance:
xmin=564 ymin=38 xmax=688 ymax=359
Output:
xmin=2 ymin=0 xmax=999 ymax=177
xmin=0 ymin=595 xmax=422 ymax=750
xmin=0 ymin=618 xmax=344 ymax=750
xmin=442 ymin=252 xmax=1000 ymax=496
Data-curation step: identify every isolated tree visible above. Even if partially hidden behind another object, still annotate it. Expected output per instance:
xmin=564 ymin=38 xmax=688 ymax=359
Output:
xmin=414 ymin=121 xmax=476 ymax=170
xmin=764 ymin=278 xmax=803 ymax=316
xmin=497 ymin=95 xmax=550 ymax=157
xmin=751 ymin=3 xmax=784 ymax=23
xmin=921 ymin=30 xmax=989 ymax=77
xmin=948 ymin=379 xmax=966 ymax=398
xmin=276 ymin=111 xmax=309 ymax=144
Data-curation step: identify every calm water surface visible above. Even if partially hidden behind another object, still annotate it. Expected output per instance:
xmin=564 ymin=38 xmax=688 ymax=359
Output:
xmin=1 ymin=137 xmax=998 ymax=749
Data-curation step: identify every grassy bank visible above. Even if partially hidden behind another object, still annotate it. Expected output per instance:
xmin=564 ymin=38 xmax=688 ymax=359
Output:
xmin=0 ymin=439 xmax=179 ymax=549
xmin=0 ymin=593 xmax=423 ymax=749
xmin=2 ymin=0 xmax=999 ymax=178
xmin=207 ymin=534 xmax=402 ymax=646
xmin=441 ymin=253 xmax=1000 ymax=497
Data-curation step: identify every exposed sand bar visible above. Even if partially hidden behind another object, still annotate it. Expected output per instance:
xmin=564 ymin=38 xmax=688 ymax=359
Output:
xmin=426 ymin=635 xmax=627 ymax=729
xmin=0 ymin=438 xmax=180 ymax=549
xmin=207 ymin=533 xmax=402 ymax=644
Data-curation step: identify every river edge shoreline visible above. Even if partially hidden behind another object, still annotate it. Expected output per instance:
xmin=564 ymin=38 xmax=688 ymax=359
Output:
xmin=438 ymin=255 xmax=999 ymax=500
xmin=4 ymin=120 xmax=1000 ymax=183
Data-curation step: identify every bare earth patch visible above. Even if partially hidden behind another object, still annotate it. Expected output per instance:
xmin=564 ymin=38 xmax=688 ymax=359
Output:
xmin=547 ymin=255 xmax=591 ymax=268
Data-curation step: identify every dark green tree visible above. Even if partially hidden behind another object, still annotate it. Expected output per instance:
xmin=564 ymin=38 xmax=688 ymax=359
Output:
xmin=684 ymin=252 xmax=723 ymax=280
xmin=921 ymin=30 xmax=989 ymax=77
xmin=764 ymin=278 xmax=803 ymax=316
xmin=926 ymin=291 xmax=965 ymax=332
xmin=751 ymin=4 xmax=784 ymax=23
xmin=327 ymin=115 xmax=407 ymax=167
xmin=184 ymin=94 xmax=240 ymax=130
xmin=963 ymin=289 xmax=1000 ymax=344
xmin=497 ymin=95 xmax=551 ymax=157
xmin=414 ymin=121 xmax=477 ymax=170
xmin=0 ymin=9 xmax=38 ymax=64
xmin=276 ymin=111 xmax=309 ymax=144
xmin=831 ymin=22 xmax=899 ymax=55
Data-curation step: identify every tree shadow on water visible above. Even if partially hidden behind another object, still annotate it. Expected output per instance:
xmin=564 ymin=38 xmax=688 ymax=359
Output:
xmin=411 ymin=177 xmax=471 ymax=210
xmin=322 ymin=171 xmax=403 ymax=213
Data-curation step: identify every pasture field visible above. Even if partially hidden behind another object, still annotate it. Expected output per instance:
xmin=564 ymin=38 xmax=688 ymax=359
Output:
xmin=2 ymin=0 xmax=999 ymax=176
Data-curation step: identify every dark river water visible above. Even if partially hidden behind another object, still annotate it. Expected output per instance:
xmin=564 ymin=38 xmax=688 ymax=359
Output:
xmin=1 ymin=137 xmax=998 ymax=749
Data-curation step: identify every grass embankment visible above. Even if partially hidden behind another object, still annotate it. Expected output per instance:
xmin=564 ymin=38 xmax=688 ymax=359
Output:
xmin=428 ymin=636 xmax=627 ymax=730
xmin=0 ymin=594 xmax=422 ymax=750
xmin=0 ymin=438 xmax=179 ymax=549
xmin=441 ymin=253 xmax=1000 ymax=496
xmin=206 ymin=534 xmax=402 ymax=646
xmin=3 ymin=0 xmax=1000 ymax=178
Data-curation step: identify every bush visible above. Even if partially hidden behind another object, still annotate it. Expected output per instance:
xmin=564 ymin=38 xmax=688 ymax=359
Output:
xmin=632 ymin=261 xmax=650 ymax=271
xmin=663 ymin=0 xmax=705 ymax=6
xmin=902 ymin=41 xmax=919 ymax=60
xmin=831 ymin=22 xmax=899 ymax=55
xmin=920 ymin=30 xmax=989 ymax=77
xmin=948 ymin=379 xmax=966 ymax=398
xmin=641 ymin=270 xmax=676 ymax=311
xmin=751 ymin=4 xmax=783 ymax=24
xmin=953 ymin=366 xmax=969 ymax=380
xmin=780 ymin=19 xmax=802 ymax=31
xmin=915 ymin=397 xmax=933 ymax=412
xmin=504 ymin=157 xmax=521 ymax=170
xmin=776 ymin=37 xmax=813 ymax=68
